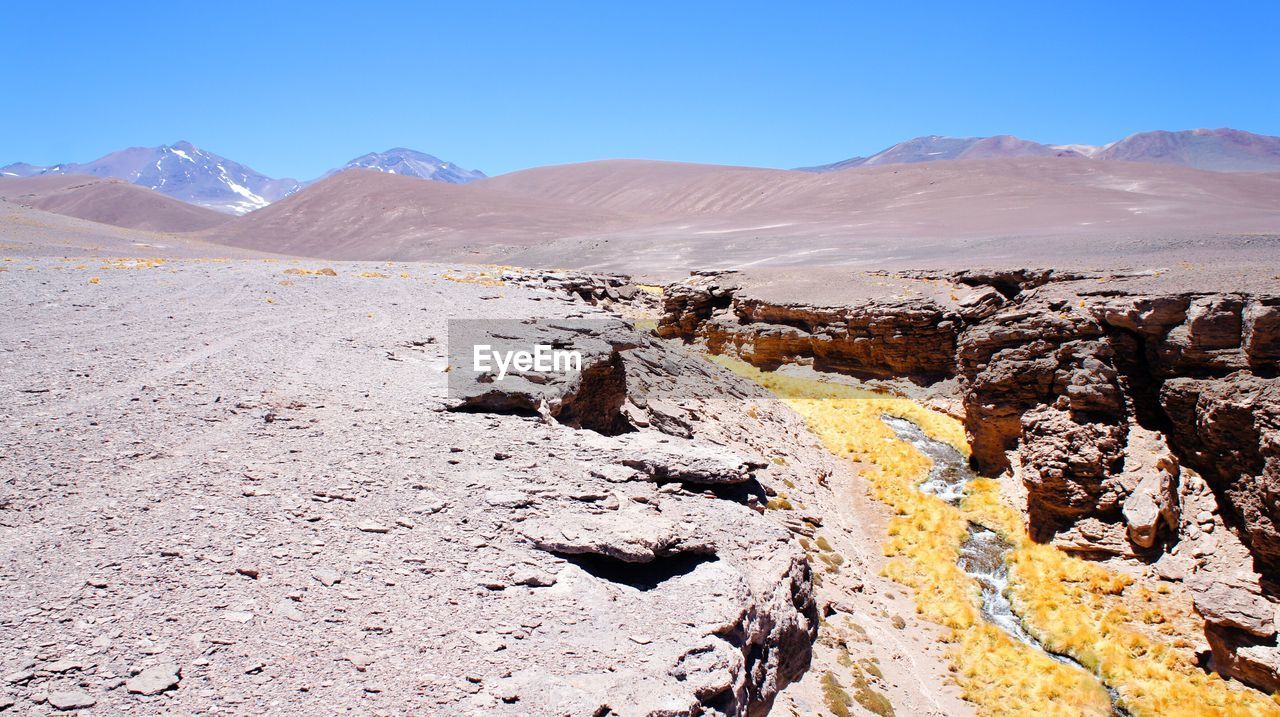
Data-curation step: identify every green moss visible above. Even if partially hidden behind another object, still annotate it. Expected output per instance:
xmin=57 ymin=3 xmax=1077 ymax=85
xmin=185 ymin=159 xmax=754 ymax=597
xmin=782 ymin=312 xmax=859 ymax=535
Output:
xmin=849 ymin=664 xmax=895 ymax=717
xmin=837 ymin=647 xmax=854 ymax=667
xmin=820 ymin=672 xmax=853 ymax=717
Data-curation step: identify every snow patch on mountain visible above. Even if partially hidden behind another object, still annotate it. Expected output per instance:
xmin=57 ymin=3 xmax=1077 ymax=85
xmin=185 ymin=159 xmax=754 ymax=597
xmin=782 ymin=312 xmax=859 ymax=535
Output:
xmin=331 ymin=148 xmax=486 ymax=184
xmin=0 ymin=141 xmax=299 ymax=215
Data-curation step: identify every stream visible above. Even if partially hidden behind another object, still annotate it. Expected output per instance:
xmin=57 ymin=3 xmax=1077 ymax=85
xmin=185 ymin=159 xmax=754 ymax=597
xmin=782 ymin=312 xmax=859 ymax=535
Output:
xmin=881 ymin=415 xmax=1127 ymax=713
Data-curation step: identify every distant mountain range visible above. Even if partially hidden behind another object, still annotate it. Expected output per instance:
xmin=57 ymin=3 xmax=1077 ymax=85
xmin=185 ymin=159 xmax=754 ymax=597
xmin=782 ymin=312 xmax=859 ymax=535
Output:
xmin=0 ymin=142 xmax=303 ymax=215
xmin=799 ymin=128 xmax=1280 ymax=174
xmin=331 ymin=148 xmax=486 ymax=184
xmin=1 ymin=142 xmax=484 ymax=215
xmin=4 ymin=128 xmax=1277 ymax=216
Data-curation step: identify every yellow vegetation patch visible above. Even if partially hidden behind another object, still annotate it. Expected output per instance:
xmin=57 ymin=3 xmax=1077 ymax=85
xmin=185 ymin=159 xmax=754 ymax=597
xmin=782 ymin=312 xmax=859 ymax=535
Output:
xmin=635 ymin=283 xmax=665 ymax=295
xmin=282 ymin=267 xmax=337 ymax=276
xmin=442 ymin=270 xmax=505 ymax=286
xmin=358 ymin=271 xmax=388 ymax=278
xmin=100 ymin=257 xmax=165 ymax=270
xmin=716 ymin=357 xmax=1279 ymax=716
xmin=87 ymin=277 xmax=101 ymax=285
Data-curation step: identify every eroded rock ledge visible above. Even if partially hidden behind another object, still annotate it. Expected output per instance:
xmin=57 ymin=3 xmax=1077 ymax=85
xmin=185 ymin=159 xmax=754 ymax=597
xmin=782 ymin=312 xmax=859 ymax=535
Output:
xmin=447 ymin=315 xmax=819 ymax=714
xmin=657 ymin=266 xmax=1280 ymax=691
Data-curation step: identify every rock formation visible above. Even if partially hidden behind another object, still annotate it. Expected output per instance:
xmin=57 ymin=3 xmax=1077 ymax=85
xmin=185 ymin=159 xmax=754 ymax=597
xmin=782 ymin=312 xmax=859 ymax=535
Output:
xmin=658 ymin=266 xmax=1280 ymax=691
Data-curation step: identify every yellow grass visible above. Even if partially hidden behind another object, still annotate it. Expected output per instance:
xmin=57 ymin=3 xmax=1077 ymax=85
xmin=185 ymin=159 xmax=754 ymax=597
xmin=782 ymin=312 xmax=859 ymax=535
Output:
xmin=443 ymin=270 xmax=505 ymax=286
xmin=715 ymin=357 xmax=1279 ymax=717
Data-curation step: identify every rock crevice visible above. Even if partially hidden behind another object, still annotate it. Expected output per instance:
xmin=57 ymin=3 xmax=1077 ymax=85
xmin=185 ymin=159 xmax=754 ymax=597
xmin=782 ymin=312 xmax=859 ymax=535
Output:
xmin=658 ymin=267 xmax=1280 ymax=691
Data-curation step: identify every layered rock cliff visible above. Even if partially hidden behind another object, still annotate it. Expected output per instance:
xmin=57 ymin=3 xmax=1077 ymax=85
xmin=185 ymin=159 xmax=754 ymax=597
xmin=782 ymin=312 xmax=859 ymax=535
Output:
xmin=657 ymin=266 xmax=1280 ymax=691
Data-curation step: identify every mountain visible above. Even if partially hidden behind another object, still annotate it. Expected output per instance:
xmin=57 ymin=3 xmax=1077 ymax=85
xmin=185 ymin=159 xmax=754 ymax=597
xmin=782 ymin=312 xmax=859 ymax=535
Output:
xmin=0 ymin=175 xmax=232 ymax=232
xmin=801 ymin=128 xmax=1280 ymax=173
xmin=332 ymin=148 xmax=485 ymax=183
xmin=200 ymin=169 xmax=627 ymax=260
xmin=0 ymin=141 xmax=301 ymax=215
xmin=192 ymin=158 xmax=1280 ymax=275
xmin=799 ymin=135 xmax=1088 ymax=172
xmin=1094 ymin=128 xmax=1280 ymax=172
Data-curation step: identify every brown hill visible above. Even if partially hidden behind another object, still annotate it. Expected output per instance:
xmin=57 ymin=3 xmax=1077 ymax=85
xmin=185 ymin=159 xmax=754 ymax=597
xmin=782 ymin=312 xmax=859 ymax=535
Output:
xmin=481 ymin=157 xmax=1280 ymax=224
xmin=200 ymin=169 xmax=636 ymax=260
xmin=0 ymin=175 xmax=231 ymax=232
xmin=478 ymin=158 xmax=1280 ymax=274
xmin=193 ymin=158 xmax=1280 ymax=273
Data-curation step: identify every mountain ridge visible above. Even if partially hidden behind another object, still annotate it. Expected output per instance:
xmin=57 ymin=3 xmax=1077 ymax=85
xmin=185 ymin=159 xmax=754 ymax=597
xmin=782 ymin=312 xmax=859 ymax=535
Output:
xmin=799 ymin=128 xmax=1280 ymax=173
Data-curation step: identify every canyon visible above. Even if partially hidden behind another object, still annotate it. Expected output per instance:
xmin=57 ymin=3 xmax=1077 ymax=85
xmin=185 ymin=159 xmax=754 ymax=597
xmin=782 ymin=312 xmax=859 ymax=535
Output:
xmin=657 ymin=265 xmax=1280 ymax=693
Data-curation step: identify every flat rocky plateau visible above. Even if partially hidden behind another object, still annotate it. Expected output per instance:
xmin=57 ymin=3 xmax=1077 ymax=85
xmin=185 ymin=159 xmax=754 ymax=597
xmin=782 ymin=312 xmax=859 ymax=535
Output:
xmin=0 ymin=259 xmax=969 ymax=716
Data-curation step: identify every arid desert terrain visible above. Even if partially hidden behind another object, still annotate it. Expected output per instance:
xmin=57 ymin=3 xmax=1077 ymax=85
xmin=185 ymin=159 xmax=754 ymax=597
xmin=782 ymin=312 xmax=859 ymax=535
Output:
xmin=2 ymin=144 xmax=1279 ymax=716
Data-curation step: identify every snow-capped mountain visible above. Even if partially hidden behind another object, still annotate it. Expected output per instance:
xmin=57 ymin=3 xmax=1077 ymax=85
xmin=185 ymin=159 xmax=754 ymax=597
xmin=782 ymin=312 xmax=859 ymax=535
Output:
xmin=331 ymin=148 xmax=486 ymax=184
xmin=0 ymin=141 xmax=301 ymax=215
xmin=799 ymin=129 xmax=1280 ymax=173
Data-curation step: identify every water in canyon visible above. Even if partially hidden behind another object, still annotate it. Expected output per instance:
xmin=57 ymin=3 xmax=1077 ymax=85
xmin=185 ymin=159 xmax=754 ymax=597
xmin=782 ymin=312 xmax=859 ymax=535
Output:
xmin=881 ymin=415 xmax=1126 ymax=711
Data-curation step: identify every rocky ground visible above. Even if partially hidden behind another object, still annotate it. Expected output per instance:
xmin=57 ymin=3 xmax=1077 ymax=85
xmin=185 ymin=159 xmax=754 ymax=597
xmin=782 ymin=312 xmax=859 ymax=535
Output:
xmin=659 ymin=265 xmax=1280 ymax=694
xmin=0 ymin=258 xmax=968 ymax=716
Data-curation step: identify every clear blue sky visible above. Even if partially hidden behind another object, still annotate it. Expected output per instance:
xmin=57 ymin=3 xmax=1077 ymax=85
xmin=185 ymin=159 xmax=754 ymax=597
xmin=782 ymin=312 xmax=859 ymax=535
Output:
xmin=5 ymin=1 xmax=1277 ymax=179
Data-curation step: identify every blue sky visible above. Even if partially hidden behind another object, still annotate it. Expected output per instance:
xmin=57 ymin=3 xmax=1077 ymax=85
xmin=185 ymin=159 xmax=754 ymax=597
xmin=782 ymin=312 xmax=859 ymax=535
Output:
xmin=5 ymin=1 xmax=1277 ymax=179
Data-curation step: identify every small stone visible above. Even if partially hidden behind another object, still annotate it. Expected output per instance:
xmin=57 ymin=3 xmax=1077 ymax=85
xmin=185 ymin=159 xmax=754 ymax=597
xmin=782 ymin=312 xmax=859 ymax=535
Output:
xmin=222 ymin=610 xmax=255 ymax=623
xmin=125 ymin=663 xmax=181 ymax=695
xmin=4 ymin=671 xmax=33 ymax=685
xmin=85 ymin=579 xmax=108 ymax=589
xmin=356 ymin=521 xmax=390 ymax=534
xmin=243 ymin=661 xmax=266 ymax=675
xmin=314 ymin=569 xmax=342 ymax=587
xmin=394 ymin=517 xmax=415 ymax=530
xmin=511 ymin=568 xmax=556 ymax=587
xmin=411 ymin=492 xmax=447 ymax=514
xmin=44 ymin=660 xmax=82 ymax=674
xmin=0 ymin=694 xmax=14 ymax=711
xmin=484 ymin=490 xmax=532 ymax=508
xmin=272 ymin=601 xmax=305 ymax=622
xmin=628 ymin=634 xmax=653 ymax=645
xmin=342 ymin=654 xmax=373 ymax=672
xmin=47 ymin=691 xmax=96 ymax=711
xmin=236 ymin=567 xmax=260 ymax=579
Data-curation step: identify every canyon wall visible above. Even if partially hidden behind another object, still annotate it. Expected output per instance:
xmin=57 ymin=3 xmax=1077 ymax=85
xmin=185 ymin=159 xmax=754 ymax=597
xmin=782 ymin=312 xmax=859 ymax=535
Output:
xmin=657 ymin=267 xmax=1280 ymax=691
